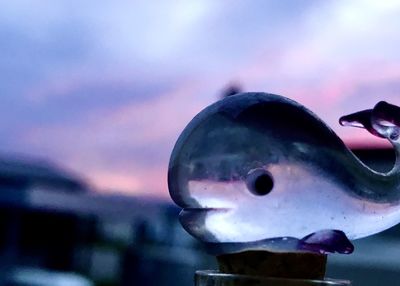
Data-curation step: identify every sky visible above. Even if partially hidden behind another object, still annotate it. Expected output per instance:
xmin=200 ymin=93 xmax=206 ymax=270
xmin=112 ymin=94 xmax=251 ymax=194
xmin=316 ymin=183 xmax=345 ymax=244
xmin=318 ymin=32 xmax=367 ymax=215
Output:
xmin=1 ymin=0 xmax=400 ymax=197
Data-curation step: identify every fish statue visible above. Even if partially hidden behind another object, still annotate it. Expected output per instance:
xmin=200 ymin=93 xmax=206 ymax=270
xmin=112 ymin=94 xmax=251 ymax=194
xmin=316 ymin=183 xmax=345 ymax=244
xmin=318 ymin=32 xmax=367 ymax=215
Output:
xmin=168 ymin=92 xmax=400 ymax=255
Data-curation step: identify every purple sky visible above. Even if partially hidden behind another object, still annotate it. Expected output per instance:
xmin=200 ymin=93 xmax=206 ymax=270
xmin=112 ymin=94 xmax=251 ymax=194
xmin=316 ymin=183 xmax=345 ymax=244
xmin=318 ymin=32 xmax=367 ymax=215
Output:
xmin=1 ymin=1 xmax=400 ymax=197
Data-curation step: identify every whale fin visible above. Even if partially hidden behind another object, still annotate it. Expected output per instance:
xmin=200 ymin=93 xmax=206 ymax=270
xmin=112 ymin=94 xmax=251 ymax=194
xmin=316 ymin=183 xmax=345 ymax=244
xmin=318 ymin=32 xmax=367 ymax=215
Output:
xmin=299 ymin=230 xmax=354 ymax=254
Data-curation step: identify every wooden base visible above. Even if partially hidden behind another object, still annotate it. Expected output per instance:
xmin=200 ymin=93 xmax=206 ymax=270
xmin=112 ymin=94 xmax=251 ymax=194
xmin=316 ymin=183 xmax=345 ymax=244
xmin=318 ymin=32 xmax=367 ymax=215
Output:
xmin=217 ymin=251 xmax=327 ymax=280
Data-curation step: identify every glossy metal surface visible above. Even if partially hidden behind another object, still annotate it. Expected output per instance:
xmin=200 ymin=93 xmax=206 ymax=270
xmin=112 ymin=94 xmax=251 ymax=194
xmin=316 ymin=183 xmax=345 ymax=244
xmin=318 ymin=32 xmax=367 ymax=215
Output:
xmin=195 ymin=270 xmax=351 ymax=286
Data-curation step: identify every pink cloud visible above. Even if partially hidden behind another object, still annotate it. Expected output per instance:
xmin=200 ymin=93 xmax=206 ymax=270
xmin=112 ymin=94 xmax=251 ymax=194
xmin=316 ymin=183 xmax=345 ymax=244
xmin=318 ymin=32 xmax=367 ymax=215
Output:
xmin=5 ymin=0 xmax=400 ymax=200
xmin=19 ymin=57 xmax=400 ymax=198
xmin=20 ymin=78 xmax=219 ymax=198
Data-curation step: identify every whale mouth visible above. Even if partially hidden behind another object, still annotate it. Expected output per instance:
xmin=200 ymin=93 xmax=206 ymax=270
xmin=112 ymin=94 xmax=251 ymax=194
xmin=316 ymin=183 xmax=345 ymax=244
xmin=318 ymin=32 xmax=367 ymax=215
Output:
xmin=180 ymin=207 xmax=231 ymax=224
xmin=179 ymin=207 xmax=232 ymax=243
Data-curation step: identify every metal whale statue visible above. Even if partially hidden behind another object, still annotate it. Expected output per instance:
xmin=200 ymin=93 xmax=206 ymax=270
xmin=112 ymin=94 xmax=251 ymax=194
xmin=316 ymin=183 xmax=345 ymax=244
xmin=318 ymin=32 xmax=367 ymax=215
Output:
xmin=168 ymin=92 xmax=400 ymax=254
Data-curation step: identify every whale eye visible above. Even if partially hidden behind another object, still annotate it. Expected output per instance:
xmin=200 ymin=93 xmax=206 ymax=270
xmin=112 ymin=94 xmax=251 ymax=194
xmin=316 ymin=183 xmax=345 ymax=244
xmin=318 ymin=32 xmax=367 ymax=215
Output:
xmin=245 ymin=168 xmax=274 ymax=196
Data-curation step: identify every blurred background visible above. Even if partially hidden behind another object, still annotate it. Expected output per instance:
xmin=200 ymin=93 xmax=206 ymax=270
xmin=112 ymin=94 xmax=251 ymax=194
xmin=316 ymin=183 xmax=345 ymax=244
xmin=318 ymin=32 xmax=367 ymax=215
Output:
xmin=1 ymin=1 xmax=400 ymax=285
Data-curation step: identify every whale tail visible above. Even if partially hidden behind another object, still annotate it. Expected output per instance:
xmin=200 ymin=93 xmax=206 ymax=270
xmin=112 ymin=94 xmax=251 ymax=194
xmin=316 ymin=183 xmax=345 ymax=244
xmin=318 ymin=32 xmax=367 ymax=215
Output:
xmin=371 ymin=101 xmax=400 ymax=141
xmin=340 ymin=101 xmax=400 ymax=141
xmin=340 ymin=101 xmax=400 ymax=173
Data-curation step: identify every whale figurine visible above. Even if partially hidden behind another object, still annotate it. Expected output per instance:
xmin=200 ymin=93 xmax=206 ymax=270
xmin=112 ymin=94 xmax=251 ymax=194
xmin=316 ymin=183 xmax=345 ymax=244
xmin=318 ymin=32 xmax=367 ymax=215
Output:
xmin=168 ymin=92 xmax=400 ymax=255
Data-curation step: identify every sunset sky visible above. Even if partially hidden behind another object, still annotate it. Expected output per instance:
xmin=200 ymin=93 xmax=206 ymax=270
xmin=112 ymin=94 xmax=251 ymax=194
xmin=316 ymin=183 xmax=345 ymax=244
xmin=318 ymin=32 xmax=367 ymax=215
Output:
xmin=1 ymin=1 xmax=400 ymax=197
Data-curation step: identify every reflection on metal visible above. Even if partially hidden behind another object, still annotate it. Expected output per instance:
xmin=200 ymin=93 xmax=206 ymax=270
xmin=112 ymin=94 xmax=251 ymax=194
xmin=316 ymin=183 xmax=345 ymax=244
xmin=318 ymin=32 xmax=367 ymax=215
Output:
xmin=195 ymin=270 xmax=351 ymax=286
